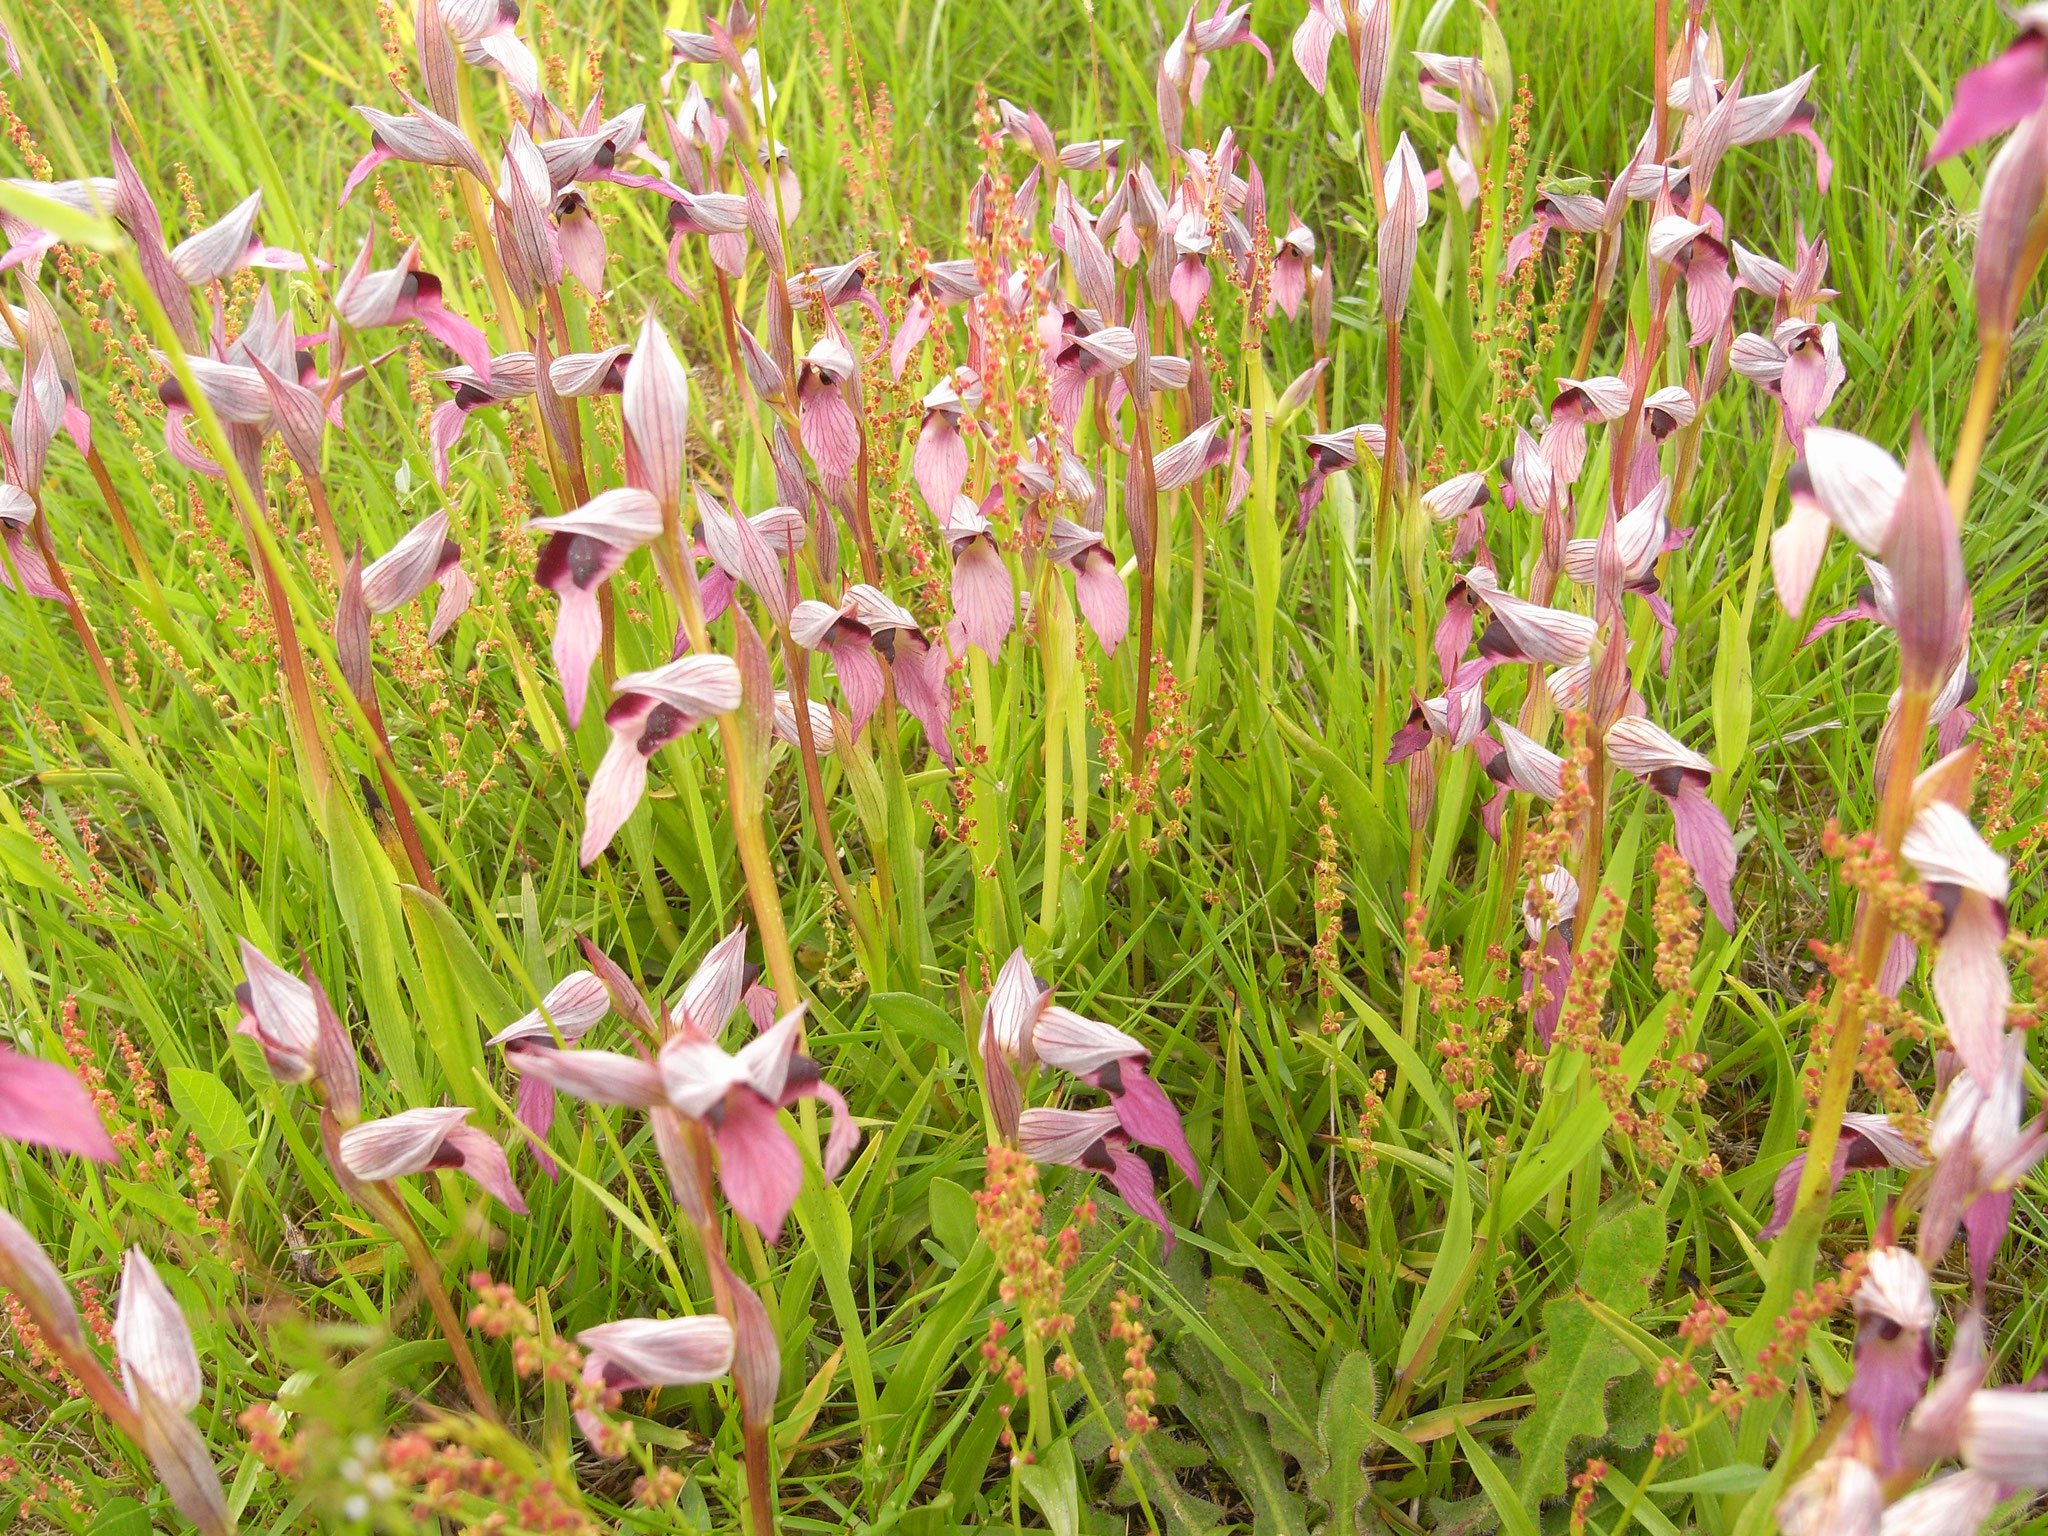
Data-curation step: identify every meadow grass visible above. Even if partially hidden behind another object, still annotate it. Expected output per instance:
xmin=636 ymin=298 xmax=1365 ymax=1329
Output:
xmin=4 ymin=0 xmax=2048 ymax=1532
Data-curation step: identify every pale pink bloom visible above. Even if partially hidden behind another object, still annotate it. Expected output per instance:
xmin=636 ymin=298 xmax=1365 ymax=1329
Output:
xmin=1972 ymin=104 xmax=2048 ymax=339
xmin=985 ymin=950 xmax=1199 ymax=1189
xmin=1604 ymin=715 xmax=1736 ymax=930
xmin=490 ymin=971 xmax=614 ymax=1179
xmin=939 ymin=495 xmax=1015 ymax=657
xmin=361 ymin=508 xmax=472 ymax=643
xmin=1759 ymin=1111 xmax=1926 ymax=1240
xmin=575 ymin=1315 xmax=734 ymax=1451
xmin=912 ymin=380 xmax=970 ymax=512
xmin=1048 ymin=516 xmax=1128 ymax=655
xmin=1378 ymin=133 xmax=1429 ymax=323
xmin=168 ymin=189 xmax=314 ymax=285
xmin=333 ymin=232 xmax=490 ymax=377
xmin=796 ymin=333 xmax=860 ymax=481
xmin=624 ymin=312 xmax=691 ymax=504
xmin=1521 ymin=867 xmax=1578 ymax=1047
xmin=1271 ymin=209 xmax=1315 ymax=319
xmin=788 ymin=584 xmax=953 ymax=761
xmin=658 ymin=1005 xmax=858 ymax=1241
xmin=1537 ymin=374 xmax=1631 ymax=485
xmin=0 ymin=1209 xmax=81 ymax=1345
xmin=427 ymin=351 xmax=538 ymax=487
xmin=1773 ymin=427 xmax=1904 ymax=615
xmin=530 ymin=488 xmax=667 ymax=726
xmin=1902 ymin=802 xmax=2010 ymax=1089
xmin=1961 ymin=1390 xmax=2048 ymax=1487
xmin=1848 ymin=1245 xmax=1936 ymax=1469
xmin=342 ymin=97 xmax=492 ymax=204
xmin=1921 ymin=1034 xmax=2046 ymax=1294
xmin=339 ymin=1105 xmax=527 ymax=1213
xmin=582 ymin=655 xmax=744 ymax=864
xmin=1879 ymin=1472 xmax=2000 ymax=1536
xmin=1020 ymin=1106 xmax=1175 ymax=1244
xmin=1776 ymin=1454 xmax=1882 ymax=1536
xmin=1928 ymin=8 xmax=2048 ymax=162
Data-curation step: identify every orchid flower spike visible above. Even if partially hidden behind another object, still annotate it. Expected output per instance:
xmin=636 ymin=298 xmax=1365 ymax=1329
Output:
xmin=983 ymin=948 xmax=1200 ymax=1189
xmin=338 ymin=1105 xmax=527 ymax=1213
xmin=335 ymin=233 xmax=492 ymax=379
xmin=658 ymin=1004 xmax=859 ymax=1240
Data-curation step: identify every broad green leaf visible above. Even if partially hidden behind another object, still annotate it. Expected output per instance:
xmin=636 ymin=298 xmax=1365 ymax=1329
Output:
xmin=1456 ymin=1423 xmax=1540 ymax=1536
xmin=166 ymin=1066 xmax=253 ymax=1157
xmin=1511 ymin=1206 xmax=1665 ymax=1512
xmin=1205 ymin=1276 xmax=1325 ymax=1476
xmin=1651 ymin=1464 xmax=1769 ymax=1495
xmin=1015 ymin=1435 xmax=1080 ymax=1536
xmin=1313 ymin=1351 xmax=1378 ymax=1535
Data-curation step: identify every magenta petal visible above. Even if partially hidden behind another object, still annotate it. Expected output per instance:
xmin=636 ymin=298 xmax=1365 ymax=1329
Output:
xmin=1880 ymin=933 xmax=1918 ymax=997
xmin=798 ymin=386 xmax=860 ymax=481
xmin=1848 ymin=1333 xmax=1933 ymax=1472
xmin=1669 ymin=777 xmax=1737 ymax=933
xmin=890 ymin=634 xmax=955 ymax=768
xmin=1927 ymin=36 xmax=2048 ymax=164
xmin=912 ymin=415 xmax=967 ymax=512
xmin=951 ymin=538 xmax=1014 ymax=657
xmin=438 ymin=1124 xmax=528 ymax=1214
xmin=714 ymin=1091 xmax=803 ymax=1242
xmin=1169 ymin=256 xmax=1210 ymax=327
xmin=413 ymin=292 xmax=495 ymax=379
xmin=1101 ymin=1064 xmax=1200 ymax=1188
xmin=340 ymin=144 xmax=395 ymax=205
xmin=1962 ymin=1190 xmax=2013 ymax=1299
xmin=1073 ymin=551 xmax=1129 ymax=655
xmin=0 ymin=1048 xmax=117 ymax=1162
xmin=1760 ymin=1141 xmax=1852 ymax=1240
xmin=890 ymin=296 xmax=933 ymax=381
xmin=1938 ymin=706 xmax=1975 ymax=758
xmin=1790 ymin=121 xmax=1834 ymax=195
xmin=552 ymin=585 xmax=603 ymax=728
xmin=1525 ymin=928 xmax=1572 ymax=1049
xmin=1684 ymin=261 xmax=1735 ymax=347
xmin=515 ymin=1074 xmax=560 ymax=1182
xmin=1104 ymin=1146 xmax=1174 ymax=1250
xmin=825 ymin=631 xmax=884 ymax=733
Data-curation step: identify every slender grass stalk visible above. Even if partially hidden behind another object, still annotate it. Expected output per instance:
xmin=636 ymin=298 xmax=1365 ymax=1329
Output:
xmin=365 ymin=1182 xmax=500 ymax=1422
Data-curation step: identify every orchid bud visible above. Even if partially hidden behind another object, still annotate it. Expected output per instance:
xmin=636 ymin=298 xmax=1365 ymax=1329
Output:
xmin=1774 ymin=1453 xmax=1882 ymax=1536
xmin=623 ymin=312 xmax=691 ymax=509
xmin=1972 ymin=103 xmax=2048 ymax=343
xmin=1883 ymin=428 xmax=1966 ymax=697
xmin=0 ymin=1208 xmax=83 ymax=1349
xmin=234 ymin=938 xmax=322 ymax=1085
xmin=1378 ymin=134 xmax=1428 ymax=324
xmin=116 ymin=1249 xmax=233 ymax=1536
xmin=416 ymin=0 xmax=460 ymax=118
xmin=1354 ymin=0 xmax=1392 ymax=119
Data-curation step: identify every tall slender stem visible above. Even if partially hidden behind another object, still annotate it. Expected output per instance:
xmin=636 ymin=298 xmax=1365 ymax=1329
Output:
xmin=369 ymin=1183 xmax=498 ymax=1422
